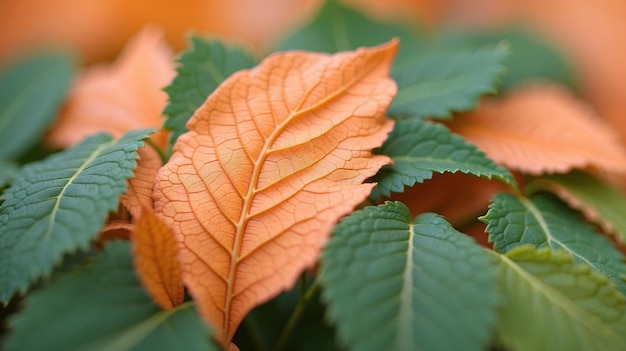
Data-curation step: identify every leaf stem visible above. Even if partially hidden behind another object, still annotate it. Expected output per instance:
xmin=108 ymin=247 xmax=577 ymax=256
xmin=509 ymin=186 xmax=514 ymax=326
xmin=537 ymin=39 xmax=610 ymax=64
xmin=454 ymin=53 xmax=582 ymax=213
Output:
xmin=273 ymin=275 xmax=321 ymax=351
xmin=144 ymin=137 xmax=168 ymax=164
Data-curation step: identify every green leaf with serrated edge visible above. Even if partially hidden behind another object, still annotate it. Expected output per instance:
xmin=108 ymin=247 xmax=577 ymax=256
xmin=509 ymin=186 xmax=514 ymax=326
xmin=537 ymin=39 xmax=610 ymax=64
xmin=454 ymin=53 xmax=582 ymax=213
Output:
xmin=4 ymin=241 xmax=217 ymax=351
xmin=388 ymin=45 xmax=507 ymax=119
xmin=0 ymin=160 xmax=18 ymax=189
xmin=275 ymin=0 xmax=421 ymax=64
xmin=489 ymin=246 xmax=626 ymax=351
xmin=439 ymin=29 xmax=577 ymax=92
xmin=321 ymin=202 xmax=499 ymax=351
xmin=163 ymin=35 xmax=256 ymax=150
xmin=527 ymin=171 xmax=626 ymax=243
xmin=0 ymin=129 xmax=152 ymax=303
xmin=0 ymin=53 xmax=74 ymax=159
xmin=370 ymin=119 xmax=515 ymax=199
xmin=481 ymin=192 xmax=626 ymax=294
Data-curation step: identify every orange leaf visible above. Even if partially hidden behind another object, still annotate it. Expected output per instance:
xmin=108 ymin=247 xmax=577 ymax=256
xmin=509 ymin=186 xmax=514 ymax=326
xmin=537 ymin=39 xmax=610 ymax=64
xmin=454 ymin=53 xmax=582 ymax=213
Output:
xmin=132 ymin=208 xmax=184 ymax=310
xmin=46 ymin=25 xmax=174 ymax=149
xmin=120 ymin=146 xmax=163 ymax=217
xmin=153 ymin=40 xmax=398 ymax=341
xmin=447 ymin=85 xmax=626 ymax=175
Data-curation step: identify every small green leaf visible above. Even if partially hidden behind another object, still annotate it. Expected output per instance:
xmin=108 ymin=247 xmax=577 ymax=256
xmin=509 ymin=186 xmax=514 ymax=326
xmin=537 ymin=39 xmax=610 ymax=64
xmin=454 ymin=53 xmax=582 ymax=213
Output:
xmin=371 ymin=119 xmax=515 ymax=198
xmin=490 ymin=246 xmax=626 ymax=351
xmin=163 ymin=35 xmax=256 ymax=149
xmin=439 ymin=29 xmax=577 ymax=92
xmin=0 ymin=129 xmax=152 ymax=303
xmin=482 ymin=192 xmax=626 ymax=294
xmin=529 ymin=171 xmax=626 ymax=242
xmin=4 ymin=241 xmax=216 ymax=351
xmin=0 ymin=53 xmax=74 ymax=159
xmin=321 ymin=202 xmax=499 ymax=351
xmin=275 ymin=0 xmax=421 ymax=63
xmin=388 ymin=45 xmax=507 ymax=119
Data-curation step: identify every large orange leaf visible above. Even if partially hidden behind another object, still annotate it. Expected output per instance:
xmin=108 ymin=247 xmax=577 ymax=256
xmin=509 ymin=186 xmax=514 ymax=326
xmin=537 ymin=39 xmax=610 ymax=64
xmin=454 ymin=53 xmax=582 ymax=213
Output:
xmin=153 ymin=40 xmax=398 ymax=341
xmin=447 ymin=85 xmax=626 ymax=175
xmin=131 ymin=208 xmax=184 ymax=310
xmin=46 ymin=25 xmax=174 ymax=149
xmin=120 ymin=147 xmax=163 ymax=217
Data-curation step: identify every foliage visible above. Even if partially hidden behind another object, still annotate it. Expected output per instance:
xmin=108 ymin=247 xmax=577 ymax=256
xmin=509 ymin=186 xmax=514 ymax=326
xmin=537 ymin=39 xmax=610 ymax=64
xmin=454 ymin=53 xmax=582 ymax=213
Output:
xmin=2 ymin=1 xmax=626 ymax=350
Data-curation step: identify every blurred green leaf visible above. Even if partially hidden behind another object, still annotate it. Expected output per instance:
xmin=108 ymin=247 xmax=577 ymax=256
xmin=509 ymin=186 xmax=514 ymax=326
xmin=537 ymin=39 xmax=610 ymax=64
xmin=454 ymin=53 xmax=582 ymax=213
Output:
xmin=491 ymin=246 xmax=626 ymax=351
xmin=322 ymin=202 xmax=499 ymax=351
xmin=0 ymin=129 xmax=151 ymax=303
xmin=0 ymin=53 xmax=74 ymax=159
xmin=163 ymin=35 xmax=256 ymax=150
xmin=371 ymin=119 xmax=514 ymax=198
xmin=0 ymin=160 xmax=18 ymax=189
xmin=482 ymin=192 xmax=626 ymax=294
xmin=4 ymin=241 xmax=216 ymax=351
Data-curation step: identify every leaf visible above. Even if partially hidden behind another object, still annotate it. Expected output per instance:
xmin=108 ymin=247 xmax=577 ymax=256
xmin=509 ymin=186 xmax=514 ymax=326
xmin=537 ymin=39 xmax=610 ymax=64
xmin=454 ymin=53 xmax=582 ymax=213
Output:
xmin=4 ymin=241 xmax=217 ymax=351
xmin=321 ymin=202 xmax=499 ymax=351
xmin=370 ymin=118 xmax=515 ymax=199
xmin=153 ymin=41 xmax=398 ymax=342
xmin=0 ymin=52 xmax=73 ymax=159
xmin=438 ymin=29 xmax=577 ymax=92
xmin=163 ymin=35 xmax=256 ymax=149
xmin=120 ymin=146 xmax=163 ymax=217
xmin=46 ymin=26 xmax=175 ymax=150
xmin=527 ymin=171 xmax=626 ymax=242
xmin=490 ymin=246 xmax=626 ymax=351
xmin=132 ymin=208 xmax=184 ymax=310
xmin=0 ymin=160 xmax=19 ymax=189
xmin=387 ymin=45 xmax=507 ymax=119
xmin=0 ymin=129 xmax=151 ymax=303
xmin=276 ymin=0 xmax=420 ymax=64
xmin=447 ymin=85 xmax=626 ymax=175
xmin=481 ymin=192 xmax=626 ymax=294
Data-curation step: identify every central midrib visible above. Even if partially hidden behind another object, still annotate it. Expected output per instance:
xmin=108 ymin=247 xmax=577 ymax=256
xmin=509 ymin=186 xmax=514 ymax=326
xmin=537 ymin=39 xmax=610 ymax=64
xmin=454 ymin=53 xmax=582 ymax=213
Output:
xmin=220 ymin=58 xmax=379 ymax=339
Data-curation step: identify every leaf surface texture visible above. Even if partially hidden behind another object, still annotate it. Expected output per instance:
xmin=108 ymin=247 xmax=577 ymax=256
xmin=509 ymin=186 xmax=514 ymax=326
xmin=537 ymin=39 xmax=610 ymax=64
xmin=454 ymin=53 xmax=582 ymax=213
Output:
xmin=154 ymin=41 xmax=398 ymax=341
xmin=321 ymin=202 xmax=499 ymax=351
xmin=0 ymin=129 xmax=150 ymax=302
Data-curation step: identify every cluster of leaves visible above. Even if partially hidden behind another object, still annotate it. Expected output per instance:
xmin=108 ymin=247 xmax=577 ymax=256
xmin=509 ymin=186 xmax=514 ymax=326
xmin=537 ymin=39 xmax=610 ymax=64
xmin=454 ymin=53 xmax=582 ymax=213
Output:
xmin=2 ymin=1 xmax=626 ymax=350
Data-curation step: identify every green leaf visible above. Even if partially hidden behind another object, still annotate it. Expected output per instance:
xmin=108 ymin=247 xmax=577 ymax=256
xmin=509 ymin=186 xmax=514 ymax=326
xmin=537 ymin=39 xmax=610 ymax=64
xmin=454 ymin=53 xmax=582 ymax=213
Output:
xmin=439 ymin=29 xmax=577 ymax=92
xmin=482 ymin=192 xmax=626 ymax=294
xmin=0 ymin=160 xmax=18 ymax=189
xmin=490 ymin=246 xmax=626 ymax=351
xmin=0 ymin=53 xmax=74 ymax=159
xmin=163 ymin=35 xmax=256 ymax=149
xmin=4 ymin=241 xmax=216 ymax=351
xmin=370 ymin=119 xmax=515 ymax=198
xmin=388 ymin=45 xmax=507 ymax=119
xmin=275 ymin=0 xmax=421 ymax=64
xmin=528 ymin=171 xmax=626 ymax=242
xmin=321 ymin=201 xmax=499 ymax=351
xmin=0 ymin=129 xmax=152 ymax=303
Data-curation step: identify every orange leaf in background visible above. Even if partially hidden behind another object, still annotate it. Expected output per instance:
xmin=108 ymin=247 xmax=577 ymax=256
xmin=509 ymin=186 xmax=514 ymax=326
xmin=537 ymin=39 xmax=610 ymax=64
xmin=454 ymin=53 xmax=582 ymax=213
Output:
xmin=132 ymin=208 xmax=184 ymax=310
xmin=120 ymin=147 xmax=163 ymax=217
xmin=447 ymin=85 xmax=626 ymax=175
xmin=153 ymin=40 xmax=398 ymax=342
xmin=46 ymin=25 xmax=174 ymax=149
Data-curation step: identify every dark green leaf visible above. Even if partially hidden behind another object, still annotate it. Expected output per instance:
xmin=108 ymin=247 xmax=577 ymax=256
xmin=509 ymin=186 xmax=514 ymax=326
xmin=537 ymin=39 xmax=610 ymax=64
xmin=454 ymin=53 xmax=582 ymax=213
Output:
xmin=321 ymin=201 xmax=499 ymax=351
xmin=0 ymin=160 xmax=18 ymax=189
xmin=0 ymin=53 xmax=74 ymax=159
xmin=275 ymin=0 xmax=421 ymax=64
xmin=388 ymin=45 xmax=507 ymax=118
xmin=482 ymin=192 xmax=626 ymax=294
xmin=4 ymin=241 xmax=216 ymax=351
xmin=490 ymin=246 xmax=626 ymax=351
xmin=439 ymin=29 xmax=577 ymax=92
xmin=0 ymin=129 xmax=152 ymax=303
xmin=163 ymin=35 xmax=256 ymax=149
xmin=371 ymin=119 xmax=515 ymax=198
xmin=528 ymin=171 xmax=626 ymax=242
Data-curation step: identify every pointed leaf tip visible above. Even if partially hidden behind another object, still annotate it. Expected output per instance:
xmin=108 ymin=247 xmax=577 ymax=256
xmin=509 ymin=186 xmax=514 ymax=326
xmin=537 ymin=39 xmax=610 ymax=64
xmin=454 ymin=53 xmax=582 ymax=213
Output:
xmin=154 ymin=41 xmax=398 ymax=342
